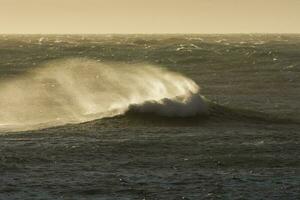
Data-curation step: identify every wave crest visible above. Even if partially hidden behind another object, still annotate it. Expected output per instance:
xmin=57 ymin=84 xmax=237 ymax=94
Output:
xmin=0 ymin=58 xmax=206 ymax=131
xmin=128 ymin=93 xmax=208 ymax=117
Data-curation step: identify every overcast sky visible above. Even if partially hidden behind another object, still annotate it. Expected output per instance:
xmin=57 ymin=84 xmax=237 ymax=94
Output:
xmin=1 ymin=0 xmax=300 ymax=34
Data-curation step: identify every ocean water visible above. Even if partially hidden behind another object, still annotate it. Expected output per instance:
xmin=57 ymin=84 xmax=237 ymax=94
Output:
xmin=0 ymin=34 xmax=299 ymax=199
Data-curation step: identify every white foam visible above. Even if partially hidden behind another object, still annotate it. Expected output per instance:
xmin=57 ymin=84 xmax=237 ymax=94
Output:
xmin=0 ymin=58 xmax=203 ymax=131
xmin=129 ymin=93 xmax=208 ymax=117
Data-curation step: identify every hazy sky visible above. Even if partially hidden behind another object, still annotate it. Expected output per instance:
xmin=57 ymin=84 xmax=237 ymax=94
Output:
xmin=1 ymin=0 xmax=300 ymax=34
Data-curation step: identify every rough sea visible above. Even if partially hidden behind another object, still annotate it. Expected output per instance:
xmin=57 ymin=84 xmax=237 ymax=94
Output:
xmin=0 ymin=34 xmax=299 ymax=199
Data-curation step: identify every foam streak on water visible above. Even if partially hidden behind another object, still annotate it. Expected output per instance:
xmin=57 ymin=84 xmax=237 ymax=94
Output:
xmin=0 ymin=58 xmax=206 ymax=131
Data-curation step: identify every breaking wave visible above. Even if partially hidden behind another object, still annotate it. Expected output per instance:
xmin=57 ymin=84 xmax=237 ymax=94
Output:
xmin=0 ymin=58 xmax=209 ymax=131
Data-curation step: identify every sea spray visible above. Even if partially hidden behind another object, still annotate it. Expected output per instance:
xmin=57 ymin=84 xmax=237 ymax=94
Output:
xmin=0 ymin=58 xmax=207 ymax=131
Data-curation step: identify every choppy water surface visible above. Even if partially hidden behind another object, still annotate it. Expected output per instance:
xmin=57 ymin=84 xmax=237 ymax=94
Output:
xmin=0 ymin=34 xmax=299 ymax=199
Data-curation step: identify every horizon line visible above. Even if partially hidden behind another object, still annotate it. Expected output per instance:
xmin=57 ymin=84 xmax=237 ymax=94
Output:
xmin=1 ymin=32 xmax=300 ymax=35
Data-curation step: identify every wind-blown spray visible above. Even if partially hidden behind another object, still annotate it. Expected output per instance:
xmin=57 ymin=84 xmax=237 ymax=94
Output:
xmin=0 ymin=58 xmax=207 ymax=131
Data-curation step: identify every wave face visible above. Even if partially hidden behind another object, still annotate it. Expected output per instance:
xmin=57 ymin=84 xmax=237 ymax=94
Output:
xmin=0 ymin=58 xmax=208 ymax=131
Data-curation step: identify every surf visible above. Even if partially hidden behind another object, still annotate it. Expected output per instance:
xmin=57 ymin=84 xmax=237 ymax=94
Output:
xmin=0 ymin=58 xmax=208 ymax=131
xmin=1 ymin=58 xmax=297 ymax=133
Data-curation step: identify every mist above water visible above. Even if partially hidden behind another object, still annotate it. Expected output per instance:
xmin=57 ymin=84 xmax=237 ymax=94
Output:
xmin=0 ymin=58 xmax=208 ymax=131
